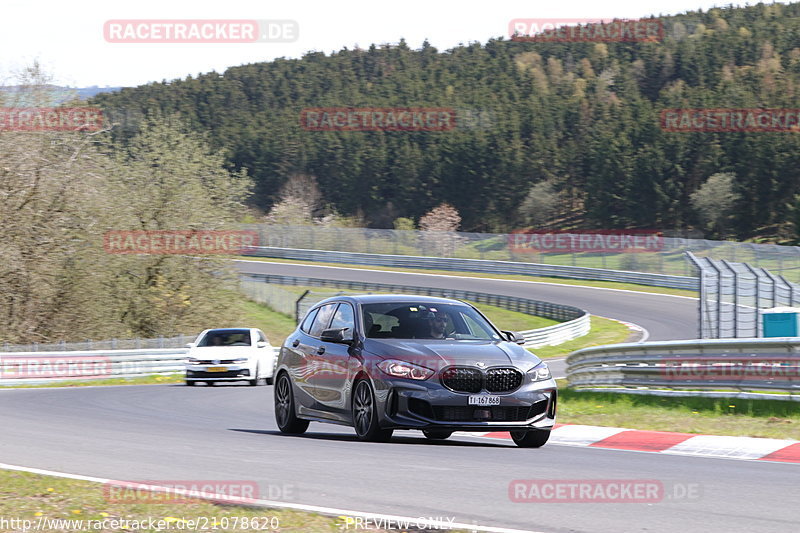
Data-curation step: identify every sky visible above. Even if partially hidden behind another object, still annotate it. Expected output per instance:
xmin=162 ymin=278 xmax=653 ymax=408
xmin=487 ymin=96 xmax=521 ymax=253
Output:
xmin=1 ymin=0 xmax=776 ymax=88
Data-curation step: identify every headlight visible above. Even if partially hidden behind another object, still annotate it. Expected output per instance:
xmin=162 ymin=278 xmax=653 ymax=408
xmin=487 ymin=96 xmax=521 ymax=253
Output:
xmin=378 ymin=360 xmax=434 ymax=380
xmin=528 ymin=363 xmax=551 ymax=382
xmin=233 ymin=358 xmax=249 ymax=364
xmin=187 ymin=358 xmax=200 ymax=365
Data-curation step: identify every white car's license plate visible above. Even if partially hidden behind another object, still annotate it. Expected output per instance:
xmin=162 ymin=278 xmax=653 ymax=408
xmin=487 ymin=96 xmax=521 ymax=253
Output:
xmin=207 ymin=366 xmax=228 ymax=372
xmin=468 ymin=395 xmax=500 ymax=406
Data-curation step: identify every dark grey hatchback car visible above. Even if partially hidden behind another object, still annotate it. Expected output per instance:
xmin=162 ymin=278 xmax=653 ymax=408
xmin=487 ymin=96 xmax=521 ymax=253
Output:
xmin=273 ymin=295 xmax=557 ymax=447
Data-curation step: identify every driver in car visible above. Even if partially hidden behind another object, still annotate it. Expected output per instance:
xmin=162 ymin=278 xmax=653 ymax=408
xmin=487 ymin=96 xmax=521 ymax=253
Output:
xmin=426 ymin=310 xmax=449 ymax=339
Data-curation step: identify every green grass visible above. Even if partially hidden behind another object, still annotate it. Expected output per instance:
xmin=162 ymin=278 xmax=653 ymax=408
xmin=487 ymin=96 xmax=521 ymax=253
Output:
xmin=1 ymin=374 xmax=184 ymax=389
xmin=473 ymin=302 xmax=558 ymax=331
xmin=239 ymin=299 xmax=297 ymax=346
xmin=0 ymin=469 xmax=459 ymax=532
xmin=236 ymin=255 xmax=697 ymax=298
xmin=243 ymin=285 xmax=559 ymax=339
xmin=529 ymin=316 xmax=634 ymax=359
xmin=557 ymin=382 xmax=800 ymax=439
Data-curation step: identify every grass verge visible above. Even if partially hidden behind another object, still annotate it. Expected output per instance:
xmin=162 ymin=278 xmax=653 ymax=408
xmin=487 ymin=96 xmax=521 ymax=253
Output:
xmin=557 ymin=380 xmax=800 ymax=440
xmin=235 ymin=255 xmax=696 ymax=298
xmin=0 ymin=469 xmax=473 ymax=532
xmin=529 ymin=316 xmax=633 ymax=360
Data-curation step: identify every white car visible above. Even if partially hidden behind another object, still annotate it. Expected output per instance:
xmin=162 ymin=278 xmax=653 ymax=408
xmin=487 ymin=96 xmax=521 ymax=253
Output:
xmin=185 ymin=328 xmax=275 ymax=386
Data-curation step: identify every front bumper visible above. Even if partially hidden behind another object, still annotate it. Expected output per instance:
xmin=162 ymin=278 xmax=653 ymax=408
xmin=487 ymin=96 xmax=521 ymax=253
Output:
xmin=376 ymin=377 xmax=557 ymax=432
xmin=186 ymin=365 xmax=252 ymax=381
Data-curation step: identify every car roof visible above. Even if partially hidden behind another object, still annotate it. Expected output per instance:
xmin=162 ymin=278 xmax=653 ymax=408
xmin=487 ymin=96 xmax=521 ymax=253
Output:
xmin=203 ymin=327 xmax=255 ymax=332
xmin=313 ymin=294 xmax=469 ymax=306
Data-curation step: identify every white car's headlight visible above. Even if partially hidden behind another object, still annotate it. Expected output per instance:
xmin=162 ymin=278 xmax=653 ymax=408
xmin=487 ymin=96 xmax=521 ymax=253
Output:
xmin=378 ymin=360 xmax=434 ymax=380
xmin=528 ymin=362 xmax=551 ymax=382
xmin=187 ymin=358 xmax=200 ymax=365
xmin=233 ymin=358 xmax=249 ymax=364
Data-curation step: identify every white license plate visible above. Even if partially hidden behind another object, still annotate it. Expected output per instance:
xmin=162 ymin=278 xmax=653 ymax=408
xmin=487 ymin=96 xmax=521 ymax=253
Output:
xmin=468 ymin=395 xmax=500 ymax=406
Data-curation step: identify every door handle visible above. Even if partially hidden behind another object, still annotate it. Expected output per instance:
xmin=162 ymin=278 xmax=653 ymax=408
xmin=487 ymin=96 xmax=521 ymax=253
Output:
xmin=316 ymin=346 xmax=326 ymax=355
xmin=291 ymin=339 xmax=300 ymax=348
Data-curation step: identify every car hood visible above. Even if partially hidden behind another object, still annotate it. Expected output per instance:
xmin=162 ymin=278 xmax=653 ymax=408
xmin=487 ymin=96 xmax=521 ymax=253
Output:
xmin=363 ymin=339 xmax=541 ymax=370
xmin=188 ymin=346 xmax=254 ymax=357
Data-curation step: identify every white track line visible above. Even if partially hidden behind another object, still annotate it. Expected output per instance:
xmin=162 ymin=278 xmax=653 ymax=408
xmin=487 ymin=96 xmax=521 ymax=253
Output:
xmin=234 ymin=259 xmax=697 ymax=300
xmin=0 ymin=463 xmax=545 ymax=533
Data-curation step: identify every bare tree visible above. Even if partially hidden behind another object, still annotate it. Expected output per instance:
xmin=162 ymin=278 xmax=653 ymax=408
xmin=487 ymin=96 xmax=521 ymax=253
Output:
xmin=419 ymin=203 xmax=462 ymax=256
xmin=518 ymin=180 xmax=560 ymax=226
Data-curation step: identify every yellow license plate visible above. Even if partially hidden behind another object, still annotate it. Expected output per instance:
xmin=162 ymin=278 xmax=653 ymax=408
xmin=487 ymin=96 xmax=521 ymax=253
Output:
xmin=207 ymin=366 xmax=228 ymax=372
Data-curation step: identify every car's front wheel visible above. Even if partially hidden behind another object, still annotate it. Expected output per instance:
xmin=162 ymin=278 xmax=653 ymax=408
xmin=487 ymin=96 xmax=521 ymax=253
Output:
xmin=274 ymin=374 xmax=309 ymax=434
xmin=352 ymin=380 xmax=393 ymax=442
xmin=510 ymin=429 xmax=550 ymax=448
xmin=185 ymin=380 xmax=196 ymax=387
xmin=249 ymin=364 xmax=260 ymax=386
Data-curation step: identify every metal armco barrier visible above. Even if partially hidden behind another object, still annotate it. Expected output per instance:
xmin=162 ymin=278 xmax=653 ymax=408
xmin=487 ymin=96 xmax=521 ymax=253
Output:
xmin=0 ymin=269 xmax=589 ymax=385
xmin=244 ymin=247 xmax=699 ymax=290
xmin=0 ymin=347 xmax=284 ymax=386
xmin=566 ymin=338 xmax=800 ymax=399
xmin=242 ymin=272 xmax=590 ymax=349
xmin=242 ymin=271 xmax=588 ymax=319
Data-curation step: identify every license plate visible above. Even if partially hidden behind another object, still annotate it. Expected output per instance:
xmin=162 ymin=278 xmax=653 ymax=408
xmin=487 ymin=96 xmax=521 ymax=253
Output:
xmin=468 ymin=395 xmax=500 ymax=406
xmin=207 ymin=366 xmax=228 ymax=372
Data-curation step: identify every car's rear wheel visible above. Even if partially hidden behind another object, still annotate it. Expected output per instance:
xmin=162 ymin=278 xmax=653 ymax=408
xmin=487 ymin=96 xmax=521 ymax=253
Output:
xmin=185 ymin=380 xmax=196 ymax=387
xmin=352 ymin=380 xmax=393 ymax=442
xmin=206 ymin=381 xmax=216 ymax=386
xmin=274 ymin=374 xmax=309 ymax=434
xmin=423 ymin=429 xmax=453 ymax=440
xmin=510 ymin=429 xmax=550 ymax=448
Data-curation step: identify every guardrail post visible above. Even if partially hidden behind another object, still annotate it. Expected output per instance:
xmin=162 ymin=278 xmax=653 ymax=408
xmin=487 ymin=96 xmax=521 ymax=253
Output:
xmin=742 ymin=262 xmax=761 ymax=337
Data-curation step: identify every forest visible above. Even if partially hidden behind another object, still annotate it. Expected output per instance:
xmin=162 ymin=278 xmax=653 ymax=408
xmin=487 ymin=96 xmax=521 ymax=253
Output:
xmin=91 ymin=3 xmax=800 ymax=240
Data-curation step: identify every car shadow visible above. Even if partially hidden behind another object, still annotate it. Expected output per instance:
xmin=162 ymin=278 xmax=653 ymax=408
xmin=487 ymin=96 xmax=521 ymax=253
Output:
xmin=228 ymin=428 xmax=511 ymax=447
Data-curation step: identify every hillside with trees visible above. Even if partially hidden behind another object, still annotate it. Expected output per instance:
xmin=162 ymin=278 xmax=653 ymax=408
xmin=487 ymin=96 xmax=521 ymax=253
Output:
xmin=92 ymin=3 xmax=800 ymax=240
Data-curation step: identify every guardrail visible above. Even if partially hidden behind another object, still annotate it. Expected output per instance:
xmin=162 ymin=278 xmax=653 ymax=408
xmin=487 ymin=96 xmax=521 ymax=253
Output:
xmin=0 ymin=347 xmax=284 ymax=386
xmin=243 ymin=247 xmax=698 ymax=290
xmin=0 ymin=274 xmax=590 ymax=385
xmin=566 ymin=338 xmax=800 ymax=400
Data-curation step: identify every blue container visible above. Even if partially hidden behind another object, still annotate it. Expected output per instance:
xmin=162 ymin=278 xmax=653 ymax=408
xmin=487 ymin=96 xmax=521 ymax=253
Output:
xmin=762 ymin=308 xmax=800 ymax=337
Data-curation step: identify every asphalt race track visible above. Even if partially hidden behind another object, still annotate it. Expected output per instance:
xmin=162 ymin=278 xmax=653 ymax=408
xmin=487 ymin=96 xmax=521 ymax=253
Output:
xmin=3 ymin=263 xmax=798 ymax=532
xmin=1 ymin=385 xmax=798 ymax=533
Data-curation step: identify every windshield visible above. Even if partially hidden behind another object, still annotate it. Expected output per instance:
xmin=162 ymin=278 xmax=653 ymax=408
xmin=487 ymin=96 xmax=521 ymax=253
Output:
xmin=362 ymin=302 xmax=503 ymax=341
xmin=197 ymin=329 xmax=251 ymax=347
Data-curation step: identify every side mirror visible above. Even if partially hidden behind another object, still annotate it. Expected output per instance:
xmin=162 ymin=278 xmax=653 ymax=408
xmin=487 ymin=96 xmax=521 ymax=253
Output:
xmin=185 ymin=343 xmax=196 ymax=349
xmin=320 ymin=327 xmax=353 ymax=344
xmin=502 ymin=331 xmax=526 ymax=346
xmin=256 ymin=341 xmax=269 ymax=348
